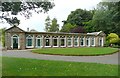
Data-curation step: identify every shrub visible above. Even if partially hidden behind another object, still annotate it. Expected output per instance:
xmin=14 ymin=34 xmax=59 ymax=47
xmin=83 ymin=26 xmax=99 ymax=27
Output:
xmin=106 ymin=33 xmax=119 ymax=45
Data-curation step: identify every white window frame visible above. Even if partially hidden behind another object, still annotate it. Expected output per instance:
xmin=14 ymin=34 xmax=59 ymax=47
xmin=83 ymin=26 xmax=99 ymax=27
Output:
xmin=86 ymin=37 xmax=89 ymax=46
xmin=53 ymin=36 xmax=59 ymax=47
xmin=36 ymin=35 xmax=42 ymax=48
xmin=60 ymin=36 xmax=66 ymax=47
xmin=67 ymin=36 xmax=72 ymax=47
xmin=86 ymin=37 xmax=91 ymax=47
xmin=91 ymin=37 xmax=95 ymax=46
xmin=99 ymin=37 xmax=103 ymax=47
xmin=80 ymin=37 xmax=85 ymax=46
xmin=45 ymin=35 xmax=51 ymax=47
xmin=11 ymin=34 xmax=20 ymax=49
xmin=26 ymin=35 xmax=33 ymax=48
xmin=74 ymin=36 xmax=79 ymax=47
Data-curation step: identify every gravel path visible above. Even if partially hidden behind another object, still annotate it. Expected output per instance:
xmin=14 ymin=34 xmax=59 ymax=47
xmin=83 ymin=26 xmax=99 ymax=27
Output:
xmin=2 ymin=50 xmax=119 ymax=65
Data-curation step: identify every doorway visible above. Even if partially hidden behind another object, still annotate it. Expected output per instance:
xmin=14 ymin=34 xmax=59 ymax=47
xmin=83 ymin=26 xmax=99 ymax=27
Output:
xmin=12 ymin=35 xmax=18 ymax=49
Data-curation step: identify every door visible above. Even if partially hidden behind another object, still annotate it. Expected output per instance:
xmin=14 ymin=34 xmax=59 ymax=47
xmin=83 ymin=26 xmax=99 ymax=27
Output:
xmin=36 ymin=39 xmax=41 ymax=47
xmin=13 ymin=36 xmax=18 ymax=49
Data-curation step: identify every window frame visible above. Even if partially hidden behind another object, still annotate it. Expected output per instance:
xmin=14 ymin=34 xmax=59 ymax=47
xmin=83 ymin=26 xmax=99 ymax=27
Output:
xmin=74 ymin=36 xmax=79 ymax=47
xmin=60 ymin=36 xmax=66 ymax=47
xmin=53 ymin=36 xmax=59 ymax=47
xmin=36 ymin=35 xmax=42 ymax=48
xmin=67 ymin=36 xmax=72 ymax=47
xmin=26 ymin=35 xmax=33 ymax=48
xmin=44 ymin=35 xmax=51 ymax=47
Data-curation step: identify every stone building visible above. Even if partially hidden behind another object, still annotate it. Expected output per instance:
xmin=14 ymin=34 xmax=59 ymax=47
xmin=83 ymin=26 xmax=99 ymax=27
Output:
xmin=5 ymin=26 xmax=106 ymax=50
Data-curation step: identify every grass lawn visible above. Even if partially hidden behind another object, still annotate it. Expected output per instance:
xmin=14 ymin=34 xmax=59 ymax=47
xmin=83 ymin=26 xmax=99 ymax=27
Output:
xmin=0 ymin=57 xmax=2 ymax=77
xmin=2 ymin=57 xmax=118 ymax=76
xmin=32 ymin=47 xmax=118 ymax=56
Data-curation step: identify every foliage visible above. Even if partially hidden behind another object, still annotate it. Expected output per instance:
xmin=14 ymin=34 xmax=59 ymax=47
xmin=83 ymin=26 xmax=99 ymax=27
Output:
xmin=106 ymin=33 xmax=120 ymax=45
xmin=61 ymin=9 xmax=93 ymax=33
xmin=64 ymin=9 xmax=93 ymax=26
xmin=32 ymin=47 xmax=118 ymax=56
xmin=3 ymin=57 xmax=118 ymax=76
xmin=4 ymin=17 xmax=20 ymax=26
xmin=60 ymin=23 xmax=77 ymax=32
xmin=1 ymin=1 xmax=55 ymax=18
xmin=0 ymin=28 xmax=5 ymax=47
xmin=84 ymin=20 xmax=95 ymax=32
xmin=49 ymin=18 xmax=59 ymax=32
xmin=1 ymin=0 xmax=55 ymax=25
xmin=85 ymin=2 xmax=120 ymax=35
xmin=44 ymin=16 xmax=51 ymax=32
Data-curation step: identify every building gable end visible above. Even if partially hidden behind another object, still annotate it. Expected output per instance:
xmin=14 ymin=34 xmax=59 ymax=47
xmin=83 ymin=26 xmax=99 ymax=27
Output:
xmin=5 ymin=26 xmax=25 ymax=33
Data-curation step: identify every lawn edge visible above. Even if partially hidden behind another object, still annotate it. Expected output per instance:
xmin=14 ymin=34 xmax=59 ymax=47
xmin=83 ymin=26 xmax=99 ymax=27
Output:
xmin=31 ymin=50 xmax=119 ymax=56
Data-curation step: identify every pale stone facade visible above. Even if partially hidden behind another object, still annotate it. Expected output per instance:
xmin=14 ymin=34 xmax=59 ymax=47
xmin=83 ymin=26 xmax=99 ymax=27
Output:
xmin=5 ymin=26 xmax=106 ymax=50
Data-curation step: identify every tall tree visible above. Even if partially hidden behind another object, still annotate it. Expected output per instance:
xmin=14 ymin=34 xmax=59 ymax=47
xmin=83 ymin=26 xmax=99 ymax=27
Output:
xmin=49 ymin=18 xmax=59 ymax=32
xmin=0 ymin=0 xmax=55 ymax=25
xmin=85 ymin=2 xmax=120 ymax=35
xmin=60 ymin=23 xmax=77 ymax=32
xmin=61 ymin=8 xmax=93 ymax=33
xmin=64 ymin=9 xmax=93 ymax=26
xmin=44 ymin=16 xmax=51 ymax=32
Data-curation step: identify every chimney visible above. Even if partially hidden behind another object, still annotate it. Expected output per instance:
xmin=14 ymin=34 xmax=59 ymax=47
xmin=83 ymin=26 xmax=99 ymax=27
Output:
xmin=27 ymin=28 xmax=29 ymax=32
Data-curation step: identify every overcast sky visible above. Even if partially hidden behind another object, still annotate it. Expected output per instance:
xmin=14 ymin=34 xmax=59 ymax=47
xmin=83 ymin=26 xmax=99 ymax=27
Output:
xmin=0 ymin=0 xmax=101 ymax=32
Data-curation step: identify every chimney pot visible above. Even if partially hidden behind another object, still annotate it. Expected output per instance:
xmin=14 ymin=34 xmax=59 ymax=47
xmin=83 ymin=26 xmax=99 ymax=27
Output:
xmin=27 ymin=28 xmax=29 ymax=32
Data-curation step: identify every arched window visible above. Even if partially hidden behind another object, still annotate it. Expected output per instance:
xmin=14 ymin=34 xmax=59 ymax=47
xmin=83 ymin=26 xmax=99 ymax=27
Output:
xmin=80 ymin=36 xmax=84 ymax=46
xmin=53 ymin=36 xmax=58 ymax=47
xmin=99 ymin=37 xmax=103 ymax=46
xmin=67 ymin=36 xmax=72 ymax=47
xmin=74 ymin=36 xmax=79 ymax=47
xmin=91 ymin=37 xmax=95 ymax=46
xmin=86 ymin=37 xmax=89 ymax=46
xmin=26 ymin=35 xmax=33 ymax=48
xmin=44 ymin=35 xmax=51 ymax=47
xmin=60 ymin=36 xmax=66 ymax=47
xmin=36 ymin=35 xmax=42 ymax=48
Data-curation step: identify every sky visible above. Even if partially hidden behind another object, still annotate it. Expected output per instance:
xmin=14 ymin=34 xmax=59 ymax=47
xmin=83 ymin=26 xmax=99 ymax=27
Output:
xmin=0 ymin=0 xmax=101 ymax=32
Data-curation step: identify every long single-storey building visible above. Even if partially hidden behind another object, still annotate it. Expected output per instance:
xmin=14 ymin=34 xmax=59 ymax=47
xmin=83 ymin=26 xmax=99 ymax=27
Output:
xmin=5 ymin=26 xmax=106 ymax=50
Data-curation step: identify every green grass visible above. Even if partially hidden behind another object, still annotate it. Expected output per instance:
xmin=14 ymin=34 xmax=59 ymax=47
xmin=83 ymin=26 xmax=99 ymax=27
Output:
xmin=32 ymin=47 xmax=118 ymax=56
xmin=2 ymin=57 xmax=118 ymax=76
xmin=0 ymin=57 xmax=2 ymax=77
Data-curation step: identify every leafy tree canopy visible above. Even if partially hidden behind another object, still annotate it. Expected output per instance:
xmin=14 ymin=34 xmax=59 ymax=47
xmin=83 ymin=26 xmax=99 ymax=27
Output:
xmin=49 ymin=18 xmax=59 ymax=32
xmin=44 ymin=16 xmax=51 ymax=32
xmin=106 ymin=33 xmax=119 ymax=44
xmin=4 ymin=17 xmax=20 ymax=26
xmin=85 ymin=1 xmax=120 ymax=35
xmin=0 ymin=0 xmax=55 ymax=26
xmin=61 ymin=8 xmax=93 ymax=33
xmin=60 ymin=23 xmax=77 ymax=32
xmin=64 ymin=9 xmax=93 ymax=26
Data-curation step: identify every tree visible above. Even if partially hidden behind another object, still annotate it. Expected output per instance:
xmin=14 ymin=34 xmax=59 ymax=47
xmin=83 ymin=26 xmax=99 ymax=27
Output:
xmin=49 ymin=18 xmax=59 ymax=32
xmin=0 ymin=0 xmax=55 ymax=25
xmin=4 ymin=17 xmax=20 ymax=26
xmin=106 ymin=33 xmax=119 ymax=45
xmin=64 ymin=9 xmax=93 ymax=26
xmin=0 ymin=28 xmax=5 ymax=47
xmin=85 ymin=2 xmax=120 ymax=35
xmin=60 ymin=23 xmax=77 ymax=32
xmin=44 ymin=16 xmax=51 ymax=32
xmin=61 ymin=8 xmax=93 ymax=33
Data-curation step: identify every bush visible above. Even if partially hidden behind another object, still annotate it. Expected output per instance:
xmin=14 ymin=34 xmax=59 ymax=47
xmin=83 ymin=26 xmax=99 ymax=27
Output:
xmin=112 ymin=45 xmax=120 ymax=48
xmin=1 ymin=28 xmax=5 ymax=47
xmin=104 ymin=42 xmax=110 ymax=47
